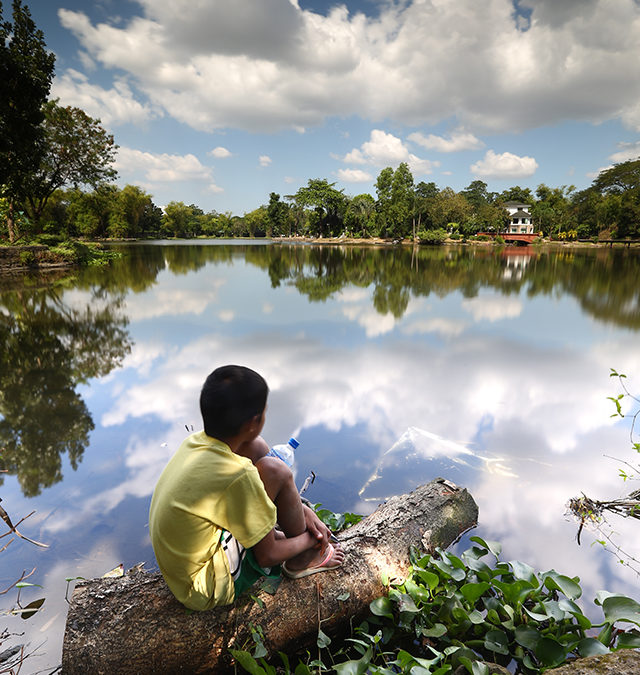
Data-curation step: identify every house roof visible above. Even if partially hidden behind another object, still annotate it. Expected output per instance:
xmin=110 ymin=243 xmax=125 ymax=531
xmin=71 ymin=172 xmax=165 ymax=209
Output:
xmin=511 ymin=210 xmax=531 ymax=218
xmin=503 ymin=201 xmax=531 ymax=208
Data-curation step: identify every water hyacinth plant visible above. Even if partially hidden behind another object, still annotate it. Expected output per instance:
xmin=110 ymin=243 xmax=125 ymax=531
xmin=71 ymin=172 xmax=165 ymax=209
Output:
xmin=232 ymin=536 xmax=640 ymax=674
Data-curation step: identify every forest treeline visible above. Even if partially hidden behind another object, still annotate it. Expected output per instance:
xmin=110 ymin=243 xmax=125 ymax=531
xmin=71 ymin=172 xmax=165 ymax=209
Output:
xmin=2 ymin=1 xmax=640 ymax=246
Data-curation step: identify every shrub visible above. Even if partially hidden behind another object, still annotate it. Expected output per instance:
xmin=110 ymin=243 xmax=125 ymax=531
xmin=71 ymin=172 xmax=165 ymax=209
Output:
xmin=494 ymin=236 xmax=505 ymax=246
xmin=449 ymin=233 xmax=463 ymax=241
xmin=19 ymin=250 xmax=36 ymax=267
xmin=418 ymin=228 xmax=447 ymax=245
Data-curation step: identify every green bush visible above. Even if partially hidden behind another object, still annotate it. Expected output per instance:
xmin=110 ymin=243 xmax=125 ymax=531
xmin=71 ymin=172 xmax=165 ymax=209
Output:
xmin=494 ymin=236 xmax=505 ymax=245
xmin=418 ymin=228 xmax=448 ymax=245
xmin=449 ymin=233 xmax=463 ymax=241
xmin=19 ymin=250 xmax=36 ymax=266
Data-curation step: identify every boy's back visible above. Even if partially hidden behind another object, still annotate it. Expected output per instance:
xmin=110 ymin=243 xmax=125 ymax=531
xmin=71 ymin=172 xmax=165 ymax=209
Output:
xmin=149 ymin=430 xmax=276 ymax=610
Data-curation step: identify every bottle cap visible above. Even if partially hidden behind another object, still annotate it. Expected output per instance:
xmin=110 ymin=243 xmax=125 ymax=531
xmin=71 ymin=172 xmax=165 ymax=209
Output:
xmin=288 ymin=437 xmax=299 ymax=449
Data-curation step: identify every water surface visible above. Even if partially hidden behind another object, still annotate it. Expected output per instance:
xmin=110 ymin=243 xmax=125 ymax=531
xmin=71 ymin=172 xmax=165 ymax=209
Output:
xmin=2 ymin=241 xmax=640 ymax=670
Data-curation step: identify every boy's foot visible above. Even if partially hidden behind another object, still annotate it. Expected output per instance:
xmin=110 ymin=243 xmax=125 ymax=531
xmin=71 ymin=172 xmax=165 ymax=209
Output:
xmin=282 ymin=543 xmax=344 ymax=579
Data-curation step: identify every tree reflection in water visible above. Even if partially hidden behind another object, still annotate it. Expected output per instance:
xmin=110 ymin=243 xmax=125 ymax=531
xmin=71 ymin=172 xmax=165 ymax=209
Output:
xmin=0 ymin=285 xmax=132 ymax=497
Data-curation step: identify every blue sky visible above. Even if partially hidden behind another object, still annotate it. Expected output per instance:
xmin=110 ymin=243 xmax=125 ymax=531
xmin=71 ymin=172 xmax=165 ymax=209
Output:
xmin=24 ymin=0 xmax=640 ymax=214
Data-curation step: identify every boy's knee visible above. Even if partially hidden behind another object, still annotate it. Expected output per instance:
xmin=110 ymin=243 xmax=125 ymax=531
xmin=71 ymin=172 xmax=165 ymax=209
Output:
xmin=256 ymin=455 xmax=293 ymax=488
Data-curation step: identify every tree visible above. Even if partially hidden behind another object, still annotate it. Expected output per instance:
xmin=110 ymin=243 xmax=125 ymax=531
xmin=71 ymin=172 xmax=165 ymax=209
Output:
xmin=374 ymin=167 xmax=394 ymax=236
xmin=292 ymin=179 xmax=347 ymax=237
xmin=23 ymin=101 xmax=117 ymax=229
xmin=0 ymin=0 xmax=56 ymax=241
xmin=107 ymin=185 xmax=156 ymax=238
xmin=389 ymin=162 xmax=414 ymax=239
xmin=498 ymin=186 xmax=534 ymax=204
xmin=266 ymin=192 xmax=288 ymax=236
xmin=344 ymin=193 xmax=375 ymax=237
xmin=430 ymin=187 xmax=472 ymax=230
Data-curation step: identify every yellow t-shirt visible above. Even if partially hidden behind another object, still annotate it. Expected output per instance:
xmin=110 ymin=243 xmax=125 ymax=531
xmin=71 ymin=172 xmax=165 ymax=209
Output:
xmin=149 ymin=431 xmax=277 ymax=610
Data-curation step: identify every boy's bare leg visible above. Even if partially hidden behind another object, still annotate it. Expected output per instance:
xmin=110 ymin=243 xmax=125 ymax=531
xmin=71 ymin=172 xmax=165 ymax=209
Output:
xmin=256 ymin=456 xmax=344 ymax=570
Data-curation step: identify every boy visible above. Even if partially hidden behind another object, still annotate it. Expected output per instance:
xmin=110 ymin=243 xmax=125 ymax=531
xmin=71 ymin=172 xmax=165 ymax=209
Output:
xmin=149 ymin=365 xmax=344 ymax=610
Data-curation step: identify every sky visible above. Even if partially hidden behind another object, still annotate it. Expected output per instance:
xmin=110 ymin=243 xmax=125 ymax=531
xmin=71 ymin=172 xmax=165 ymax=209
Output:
xmin=22 ymin=0 xmax=640 ymax=215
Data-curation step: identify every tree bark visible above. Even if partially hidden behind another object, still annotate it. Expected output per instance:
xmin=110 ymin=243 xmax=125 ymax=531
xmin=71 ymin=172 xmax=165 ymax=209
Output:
xmin=62 ymin=479 xmax=478 ymax=674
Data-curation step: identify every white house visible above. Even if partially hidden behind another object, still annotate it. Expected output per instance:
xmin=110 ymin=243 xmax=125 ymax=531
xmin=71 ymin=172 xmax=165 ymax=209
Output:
xmin=503 ymin=201 xmax=534 ymax=234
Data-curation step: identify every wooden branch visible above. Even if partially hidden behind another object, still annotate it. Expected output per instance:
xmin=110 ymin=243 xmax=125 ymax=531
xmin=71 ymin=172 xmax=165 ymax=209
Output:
xmin=62 ymin=479 xmax=478 ymax=674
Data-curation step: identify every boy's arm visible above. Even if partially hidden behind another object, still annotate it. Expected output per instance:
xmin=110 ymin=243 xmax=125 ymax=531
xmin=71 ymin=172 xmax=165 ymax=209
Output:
xmin=302 ymin=504 xmax=331 ymax=549
xmin=252 ymin=527 xmax=318 ymax=568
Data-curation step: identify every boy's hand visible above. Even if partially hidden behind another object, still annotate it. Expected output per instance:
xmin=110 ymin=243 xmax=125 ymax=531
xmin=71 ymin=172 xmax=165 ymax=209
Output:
xmin=303 ymin=505 xmax=331 ymax=549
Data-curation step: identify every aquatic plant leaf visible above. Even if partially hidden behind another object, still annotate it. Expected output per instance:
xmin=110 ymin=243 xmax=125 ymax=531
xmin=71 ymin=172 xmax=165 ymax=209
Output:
xmin=483 ymin=629 xmax=509 ymax=655
xmin=543 ymin=571 xmax=582 ymax=600
xmin=419 ymin=623 xmax=447 ymax=638
xmin=535 ymin=637 xmax=567 ymax=667
xmin=617 ymin=629 xmax=640 ymax=648
xmin=515 ymin=624 xmax=540 ymax=650
xmin=370 ymin=596 xmax=393 ymax=618
xmin=577 ymin=637 xmax=610 ymax=657
xmin=460 ymin=581 xmax=490 ymax=605
xmin=317 ymin=628 xmax=331 ymax=648
xmin=229 ymin=650 xmax=268 ymax=675
xmin=508 ymin=559 xmax=537 ymax=583
xmin=602 ymin=595 xmax=640 ymax=626
xmin=415 ymin=569 xmax=440 ymax=590
xmin=469 ymin=536 xmax=502 ymax=559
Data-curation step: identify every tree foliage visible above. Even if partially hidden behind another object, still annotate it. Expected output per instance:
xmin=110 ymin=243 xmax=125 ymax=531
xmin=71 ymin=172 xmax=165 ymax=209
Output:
xmin=24 ymin=100 xmax=118 ymax=226
xmin=0 ymin=0 xmax=55 ymax=240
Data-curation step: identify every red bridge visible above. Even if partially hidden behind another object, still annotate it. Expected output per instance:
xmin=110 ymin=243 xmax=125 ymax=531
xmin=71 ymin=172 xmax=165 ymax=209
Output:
xmin=479 ymin=232 xmax=539 ymax=245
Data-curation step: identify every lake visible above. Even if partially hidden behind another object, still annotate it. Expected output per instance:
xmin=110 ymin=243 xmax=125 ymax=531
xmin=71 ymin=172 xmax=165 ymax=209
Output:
xmin=2 ymin=240 xmax=640 ymax=671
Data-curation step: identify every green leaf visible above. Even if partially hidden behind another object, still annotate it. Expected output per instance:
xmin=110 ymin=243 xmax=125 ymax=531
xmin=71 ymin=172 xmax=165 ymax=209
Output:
xmin=515 ymin=625 xmax=541 ymax=650
xmin=230 ymin=650 xmax=267 ymax=675
xmin=483 ymin=629 xmax=509 ymax=655
xmin=415 ymin=569 xmax=440 ymax=591
xmin=253 ymin=642 xmax=267 ymax=660
xmin=337 ymin=592 xmax=351 ymax=601
xmin=15 ymin=582 xmax=43 ymax=589
xmin=432 ymin=559 xmax=466 ymax=581
xmin=617 ymin=629 xmax=640 ymax=649
xmin=396 ymin=593 xmax=420 ymax=614
xmin=317 ymin=628 xmax=331 ymax=648
xmin=535 ymin=637 xmax=567 ymax=667
xmin=420 ymin=623 xmax=447 ymax=638
xmin=471 ymin=663 xmax=490 ymax=675
xmin=370 ymin=596 xmax=394 ymax=618
xmin=468 ymin=609 xmax=484 ymax=624
xmin=460 ymin=582 xmax=490 ymax=605
xmin=543 ymin=571 xmax=582 ymax=600
xmin=294 ymin=662 xmax=312 ymax=675
xmin=334 ymin=647 xmax=372 ymax=675
xmin=577 ymin=637 xmax=610 ymax=657
xmin=509 ymin=559 xmax=538 ymax=583
xmin=602 ymin=595 xmax=640 ymax=626
xmin=469 ymin=536 xmax=502 ymax=559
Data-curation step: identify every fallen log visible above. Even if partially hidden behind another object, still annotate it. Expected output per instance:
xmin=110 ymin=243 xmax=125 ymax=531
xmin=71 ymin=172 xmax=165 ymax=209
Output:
xmin=62 ymin=478 xmax=478 ymax=674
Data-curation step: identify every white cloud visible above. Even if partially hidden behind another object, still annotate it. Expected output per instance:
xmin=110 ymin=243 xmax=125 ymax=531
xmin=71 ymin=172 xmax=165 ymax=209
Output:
xmin=259 ymin=155 xmax=272 ymax=167
xmin=343 ymin=129 xmax=439 ymax=175
xmin=462 ymin=293 xmax=523 ymax=322
xmin=471 ymin=150 xmax=538 ymax=179
xmin=51 ymin=69 xmax=158 ymax=127
xmin=608 ymin=141 xmax=640 ymax=163
xmin=56 ymin=1 xmax=640 ymax=134
xmin=114 ymin=146 xmax=222 ymax=192
xmin=336 ymin=168 xmax=373 ymax=182
xmin=209 ymin=146 xmax=232 ymax=159
xmin=408 ymin=129 xmax=485 ymax=153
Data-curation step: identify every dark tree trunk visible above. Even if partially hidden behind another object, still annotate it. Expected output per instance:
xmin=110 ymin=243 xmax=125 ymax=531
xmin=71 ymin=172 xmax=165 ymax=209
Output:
xmin=62 ymin=479 xmax=478 ymax=674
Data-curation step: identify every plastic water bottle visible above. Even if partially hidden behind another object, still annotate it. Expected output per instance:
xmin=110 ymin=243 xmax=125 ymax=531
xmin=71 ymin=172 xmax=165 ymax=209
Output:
xmin=267 ymin=437 xmax=299 ymax=468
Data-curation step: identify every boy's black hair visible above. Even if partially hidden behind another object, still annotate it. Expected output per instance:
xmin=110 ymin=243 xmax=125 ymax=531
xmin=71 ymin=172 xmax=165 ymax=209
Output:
xmin=200 ymin=365 xmax=268 ymax=439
